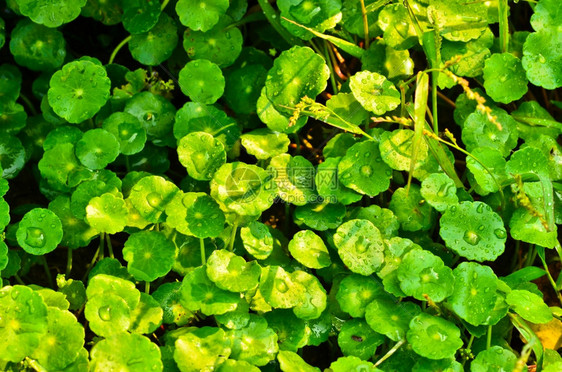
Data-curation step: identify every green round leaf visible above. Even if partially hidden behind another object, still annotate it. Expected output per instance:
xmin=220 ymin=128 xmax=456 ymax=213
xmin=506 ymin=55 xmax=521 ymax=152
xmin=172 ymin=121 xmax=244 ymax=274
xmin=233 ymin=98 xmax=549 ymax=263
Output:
xmin=174 ymin=102 xmax=240 ymax=149
xmin=16 ymin=208 xmax=63 ymax=255
xmin=241 ymin=128 xmax=290 ymax=160
xmin=466 ymin=147 xmax=508 ymax=196
xmin=180 ymin=266 xmax=240 ymax=315
xmin=178 ymin=131 xmax=226 ymax=181
xmin=505 ymin=289 xmax=553 ymax=324
xmin=333 ymin=219 xmax=385 ymax=276
xmin=207 ymin=249 xmax=261 ymax=292
xmin=336 ymin=274 xmax=387 ymax=318
xmin=270 ymin=154 xmax=316 ymax=206
xmin=365 ymin=297 xmax=421 ymax=341
xmin=377 ymin=4 xmax=417 ymax=50
xmin=129 ymin=292 xmax=163 ymax=334
xmin=439 ymin=201 xmax=507 ymax=262
xmin=264 ymin=46 xmax=329 ymax=114
xmin=380 ymin=129 xmax=429 ymax=173
xmin=86 ymin=274 xmax=140 ymax=310
xmin=122 ymin=0 xmax=161 ymax=34
xmin=240 ymin=221 xmax=274 ymax=260
xmin=176 ymin=0 xmax=229 ymax=31
xmin=278 ymin=350 xmax=320 ymax=372
xmin=0 ymin=64 xmax=22 ymax=102
xmin=329 ymin=356 xmax=381 ymax=372
xmin=129 ymin=13 xmax=178 ymax=66
xmin=278 ymin=0 xmax=342 ymax=40
xmin=257 ymin=87 xmax=308 ymax=134
xmin=294 ymin=202 xmax=347 ymax=231
xmin=123 ymin=231 xmax=176 ymax=282
xmin=288 ymin=230 xmax=331 ymax=269
xmin=338 ymin=319 xmax=385 ymax=360
xmin=124 ymin=91 xmax=176 ymax=141
xmin=259 ymin=265 xmax=306 ymax=309
xmin=407 ymin=313 xmax=463 ymax=360
xmin=128 ymin=175 xmax=179 ymax=223
xmin=230 ymin=315 xmax=279 ymax=366
xmin=75 ymin=128 xmax=120 ymax=169
xmin=448 ymin=262 xmax=498 ymax=326
xmin=291 ymin=270 xmax=327 ymax=320
xmin=264 ymin=309 xmax=307 ymax=351
xmin=183 ymin=17 xmax=243 ymax=67
xmin=316 ymin=157 xmax=362 ymax=206
xmin=338 ymin=141 xmax=392 ymax=197
xmin=9 ymin=19 xmax=66 ymax=71
xmin=522 ymin=31 xmax=562 ymax=90
xmin=47 ymin=60 xmax=111 ymax=123
xmin=31 ymin=307 xmax=84 ymax=371
xmin=90 ymin=332 xmax=163 ymax=371
xmin=86 ymin=193 xmax=128 ymax=234
xmin=350 ymin=71 xmax=400 ymax=115
xmin=377 ymin=237 xmax=422 ymax=297
xmin=397 ymin=249 xmax=454 ymax=302
xmin=15 ymin=0 xmax=86 ymax=27
xmin=470 ymin=346 xmax=519 ymax=372
xmin=185 ymin=194 xmax=225 ymax=238
xmin=85 ymin=293 xmax=131 ymax=337
xmin=174 ymin=327 xmax=231 ymax=371
xmin=210 ymin=162 xmax=276 ymax=216
xmin=56 ymin=275 xmax=87 ymax=311
xmin=0 ymin=133 xmax=26 ymax=179
xmin=483 ymin=53 xmax=528 ymax=104
xmin=420 ymin=173 xmax=459 ymax=212
xmin=427 ymin=0 xmax=488 ymax=42
xmin=102 ymin=111 xmax=147 ymax=155
xmin=0 ymin=285 xmax=48 ymax=363
xmin=389 ymin=184 xmax=435 ymax=231
xmin=152 ymin=282 xmax=193 ymax=326
xmin=178 ymin=59 xmax=225 ymax=104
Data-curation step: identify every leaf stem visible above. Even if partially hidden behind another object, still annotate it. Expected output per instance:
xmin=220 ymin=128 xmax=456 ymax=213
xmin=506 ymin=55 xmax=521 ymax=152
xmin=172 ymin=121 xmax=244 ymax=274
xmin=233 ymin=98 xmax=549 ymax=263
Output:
xmin=228 ymin=222 xmax=238 ymax=251
xmin=486 ymin=325 xmax=492 ymax=350
xmin=66 ymin=247 xmax=72 ymax=278
xmin=537 ymin=249 xmax=562 ymax=306
xmin=108 ymin=35 xmax=132 ymax=64
xmin=42 ymin=256 xmax=54 ymax=289
xmin=359 ymin=0 xmax=369 ymax=48
xmin=431 ymin=73 xmax=438 ymax=133
xmin=498 ymin=0 xmax=510 ymax=53
xmin=99 ymin=233 xmax=105 ymax=260
xmin=82 ymin=245 xmax=101 ymax=282
xmin=19 ymin=93 xmax=38 ymax=116
xmin=14 ymin=274 xmax=25 ymax=285
xmin=25 ymin=357 xmax=48 ymax=372
xmin=374 ymin=339 xmax=405 ymax=367
xmin=106 ymin=233 xmax=114 ymax=259
xmin=323 ymin=41 xmax=338 ymax=94
xmin=145 ymin=281 xmax=151 ymax=294
xmin=160 ymin=0 xmax=170 ymax=11
xmin=200 ymin=238 xmax=206 ymax=265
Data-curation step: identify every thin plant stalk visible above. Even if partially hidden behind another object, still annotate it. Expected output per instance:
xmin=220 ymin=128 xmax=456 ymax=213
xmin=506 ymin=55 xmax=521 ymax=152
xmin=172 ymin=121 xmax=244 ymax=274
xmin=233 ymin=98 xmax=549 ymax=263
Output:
xmin=374 ymin=339 xmax=405 ymax=367
xmin=98 ymin=233 xmax=105 ymax=260
xmin=66 ymin=247 xmax=72 ymax=278
xmin=359 ymin=0 xmax=369 ymax=48
xmin=42 ymin=257 xmax=54 ymax=289
xmin=108 ymin=35 xmax=132 ymax=64
xmin=486 ymin=325 xmax=492 ymax=350
xmin=82 ymin=245 xmax=101 ymax=282
xmin=228 ymin=222 xmax=238 ymax=251
xmin=200 ymin=238 xmax=206 ymax=265
xmin=498 ymin=0 xmax=510 ymax=53
xmin=106 ymin=233 xmax=114 ymax=259
xmin=145 ymin=281 xmax=151 ymax=294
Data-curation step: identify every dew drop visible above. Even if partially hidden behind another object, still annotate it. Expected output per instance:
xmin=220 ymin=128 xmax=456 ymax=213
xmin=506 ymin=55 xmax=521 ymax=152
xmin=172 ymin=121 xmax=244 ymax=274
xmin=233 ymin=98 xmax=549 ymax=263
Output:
xmin=276 ymin=280 xmax=289 ymax=293
xmin=98 ymin=306 xmax=112 ymax=321
xmin=25 ymin=227 xmax=47 ymax=248
xmin=360 ymin=165 xmax=373 ymax=177
xmin=463 ymin=230 xmax=481 ymax=246
xmin=494 ymin=228 xmax=506 ymax=239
